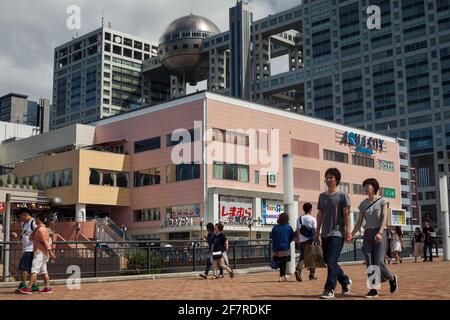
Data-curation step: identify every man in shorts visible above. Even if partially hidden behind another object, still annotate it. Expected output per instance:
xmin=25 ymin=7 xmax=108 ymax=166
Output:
xmin=11 ymin=209 xmax=39 ymax=293
xmin=18 ymin=214 xmax=56 ymax=294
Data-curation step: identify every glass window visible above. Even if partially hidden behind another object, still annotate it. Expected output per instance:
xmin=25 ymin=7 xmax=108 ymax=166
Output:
xmin=213 ymin=162 xmax=224 ymax=179
xmin=102 ymin=172 xmax=114 ymax=186
xmin=134 ymin=168 xmax=161 ymax=187
xmin=89 ymin=169 xmax=100 ymax=185
xmin=45 ymin=172 xmax=56 ymax=189
xmin=166 ymin=165 xmax=176 ymax=183
xmin=323 ymin=149 xmax=349 ymax=163
xmin=134 ymin=137 xmax=161 ymax=153
xmin=117 ymin=172 xmax=129 ymax=188
xmin=63 ymin=169 xmax=72 ymax=186
xmin=255 ymin=171 xmax=260 ymax=184
xmin=352 ymin=155 xmax=375 ymax=168
xmin=238 ymin=165 xmax=249 ymax=182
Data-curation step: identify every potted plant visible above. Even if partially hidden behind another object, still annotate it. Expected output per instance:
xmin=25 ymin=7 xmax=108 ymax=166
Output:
xmin=14 ymin=176 xmax=19 ymax=188
xmin=0 ymin=178 xmax=4 ymax=188
xmin=6 ymin=174 xmax=12 ymax=188
xmin=28 ymin=177 xmax=34 ymax=190
xmin=21 ymin=177 xmax=27 ymax=189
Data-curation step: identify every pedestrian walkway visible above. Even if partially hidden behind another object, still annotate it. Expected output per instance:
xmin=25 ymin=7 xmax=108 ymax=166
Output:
xmin=0 ymin=259 xmax=449 ymax=300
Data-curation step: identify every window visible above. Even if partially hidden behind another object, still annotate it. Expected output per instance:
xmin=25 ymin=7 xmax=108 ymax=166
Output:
xmin=339 ymin=182 xmax=350 ymax=193
xmin=211 ymin=128 xmax=249 ymax=146
xmin=212 ymin=162 xmax=249 ymax=182
xmin=255 ymin=171 xmax=260 ymax=184
xmin=166 ymin=129 xmax=197 ymax=146
xmin=134 ymin=168 xmax=161 ymax=187
xmin=323 ymin=149 xmax=348 ymax=163
xmin=166 ymin=164 xmax=200 ymax=183
xmin=45 ymin=169 xmax=72 ymax=189
xmin=353 ymin=184 xmax=365 ymax=195
xmin=133 ymin=208 xmax=161 ymax=222
xmin=89 ymin=169 xmax=129 ymax=187
xmin=352 ymin=155 xmax=375 ymax=168
xmin=134 ymin=137 xmax=161 ymax=153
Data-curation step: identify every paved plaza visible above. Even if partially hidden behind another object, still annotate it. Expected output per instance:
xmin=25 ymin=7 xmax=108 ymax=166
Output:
xmin=0 ymin=259 xmax=449 ymax=300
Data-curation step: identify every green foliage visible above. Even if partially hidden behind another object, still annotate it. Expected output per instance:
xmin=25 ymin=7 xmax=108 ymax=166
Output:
xmin=124 ymin=250 xmax=163 ymax=275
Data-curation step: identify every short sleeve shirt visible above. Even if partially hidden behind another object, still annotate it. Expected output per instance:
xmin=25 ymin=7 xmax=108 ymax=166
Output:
xmin=212 ymin=233 xmax=227 ymax=252
xmin=317 ymin=191 xmax=350 ymax=238
xmin=358 ymin=198 xmax=387 ymax=230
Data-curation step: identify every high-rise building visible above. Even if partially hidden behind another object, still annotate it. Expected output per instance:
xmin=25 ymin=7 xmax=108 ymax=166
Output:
xmin=0 ymin=93 xmax=49 ymax=132
xmin=51 ymin=27 xmax=158 ymax=130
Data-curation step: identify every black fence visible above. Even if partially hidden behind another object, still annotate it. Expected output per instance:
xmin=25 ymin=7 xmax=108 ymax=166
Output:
xmin=0 ymin=236 xmax=445 ymax=281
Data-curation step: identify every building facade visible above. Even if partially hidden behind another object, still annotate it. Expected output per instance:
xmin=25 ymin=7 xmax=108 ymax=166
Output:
xmin=51 ymin=27 xmax=158 ymax=130
xmin=0 ymin=93 xmax=50 ymax=131
xmin=7 ymin=92 xmax=406 ymax=240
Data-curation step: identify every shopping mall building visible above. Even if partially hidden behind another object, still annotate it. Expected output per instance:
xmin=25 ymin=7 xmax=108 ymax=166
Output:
xmin=1 ymin=92 xmax=405 ymax=240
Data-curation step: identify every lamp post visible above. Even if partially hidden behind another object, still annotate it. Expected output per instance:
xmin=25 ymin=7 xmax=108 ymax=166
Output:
xmin=200 ymin=218 xmax=204 ymax=241
xmin=121 ymin=225 xmax=127 ymax=241
xmin=248 ymin=222 xmax=253 ymax=244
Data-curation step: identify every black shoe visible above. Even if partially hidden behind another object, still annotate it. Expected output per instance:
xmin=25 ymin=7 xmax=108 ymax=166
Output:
xmin=230 ymin=270 xmax=235 ymax=279
xmin=389 ymin=275 xmax=398 ymax=294
xmin=309 ymin=274 xmax=318 ymax=280
xmin=365 ymin=289 xmax=378 ymax=298
xmin=198 ymin=274 xmax=207 ymax=279
xmin=295 ymin=270 xmax=302 ymax=282
xmin=320 ymin=290 xmax=335 ymax=299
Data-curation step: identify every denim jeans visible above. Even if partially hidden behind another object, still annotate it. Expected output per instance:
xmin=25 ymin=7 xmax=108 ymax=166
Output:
xmin=322 ymin=236 xmax=350 ymax=291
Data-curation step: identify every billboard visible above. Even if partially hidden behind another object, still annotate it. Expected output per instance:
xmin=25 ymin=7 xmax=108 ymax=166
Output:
xmin=262 ymin=199 xmax=284 ymax=225
xmin=219 ymin=196 xmax=253 ymax=225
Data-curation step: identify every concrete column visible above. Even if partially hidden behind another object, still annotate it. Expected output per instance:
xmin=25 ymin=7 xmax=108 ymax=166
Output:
xmin=76 ymin=203 xmax=86 ymax=222
xmin=254 ymin=197 xmax=262 ymax=224
xmin=439 ymin=176 xmax=450 ymax=261
xmin=283 ymin=154 xmax=296 ymax=274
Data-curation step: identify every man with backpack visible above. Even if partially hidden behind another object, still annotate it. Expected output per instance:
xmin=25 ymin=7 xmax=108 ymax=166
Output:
xmin=11 ymin=208 xmax=39 ymax=293
xmin=294 ymin=203 xmax=317 ymax=282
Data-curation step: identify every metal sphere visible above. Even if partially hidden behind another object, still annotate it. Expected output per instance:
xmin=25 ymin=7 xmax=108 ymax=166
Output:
xmin=158 ymin=14 xmax=220 ymax=85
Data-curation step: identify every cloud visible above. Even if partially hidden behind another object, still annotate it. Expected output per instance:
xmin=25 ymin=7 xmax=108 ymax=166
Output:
xmin=0 ymin=0 xmax=301 ymax=101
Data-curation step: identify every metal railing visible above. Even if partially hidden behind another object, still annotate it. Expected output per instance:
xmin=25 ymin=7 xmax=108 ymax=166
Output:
xmin=0 ymin=236 xmax=445 ymax=282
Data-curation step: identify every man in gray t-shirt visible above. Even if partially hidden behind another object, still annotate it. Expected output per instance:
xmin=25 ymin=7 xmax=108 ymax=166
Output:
xmin=315 ymin=168 xmax=352 ymax=299
xmin=317 ymin=191 xmax=351 ymax=238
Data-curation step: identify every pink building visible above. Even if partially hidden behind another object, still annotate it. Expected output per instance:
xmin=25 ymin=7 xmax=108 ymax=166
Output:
xmin=92 ymin=92 xmax=402 ymax=241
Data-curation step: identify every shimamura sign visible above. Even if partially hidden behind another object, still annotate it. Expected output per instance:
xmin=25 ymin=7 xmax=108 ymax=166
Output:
xmin=219 ymin=196 xmax=253 ymax=225
xmin=341 ymin=131 xmax=384 ymax=156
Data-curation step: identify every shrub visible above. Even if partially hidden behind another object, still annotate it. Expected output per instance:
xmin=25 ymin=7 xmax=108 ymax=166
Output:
xmin=124 ymin=250 xmax=163 ymax=275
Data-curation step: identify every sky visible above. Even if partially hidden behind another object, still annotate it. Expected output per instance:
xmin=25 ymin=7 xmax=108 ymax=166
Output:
xmin=0 ymin=0 xmax=300 ymax=101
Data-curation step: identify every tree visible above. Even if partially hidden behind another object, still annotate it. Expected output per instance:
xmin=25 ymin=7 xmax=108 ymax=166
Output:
xmin=22 ymin=177 xmax=27 ymax=188
xmin=14 ymin=176 xmax=19 ymax=187
xmin=0 ymin=178 xmax=4 ymax=187
xmin=6 ymin=174 xmax=12 ymax=185
xmin=28 ymin=177 xmax=35 ymax=189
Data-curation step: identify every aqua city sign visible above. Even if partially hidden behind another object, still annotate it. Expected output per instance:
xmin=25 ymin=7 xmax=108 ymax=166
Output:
xmin=342 ymin=131 xmax=384 ymax=156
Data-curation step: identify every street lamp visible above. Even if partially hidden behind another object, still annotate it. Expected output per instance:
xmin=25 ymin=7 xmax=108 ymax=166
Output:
xmin=248 ymin=221 xmax=253 ymax=244
xmin=200 ymin=218 xmax=204 ymax=241
xmin=121 ymin=225 xmax=127 ymax=241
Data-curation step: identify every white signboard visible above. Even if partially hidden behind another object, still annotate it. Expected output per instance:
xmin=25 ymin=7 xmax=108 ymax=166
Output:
xmin=171 ymin=204 xmax=201 ymax=218
xmin=262 ymin=199 xmax=284 ymax=225
xmin=219 ymin=196 xmax=253 ymax=225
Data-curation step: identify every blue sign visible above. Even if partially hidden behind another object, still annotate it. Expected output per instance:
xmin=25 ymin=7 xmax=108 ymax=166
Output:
xmin=343 ymin=131 xmax=384 ymax=155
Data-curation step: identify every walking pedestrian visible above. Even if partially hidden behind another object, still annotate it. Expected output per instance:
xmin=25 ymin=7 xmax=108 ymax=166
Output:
xmin=199 ymin=223 xmax=223 ymax=279
xmin=210 ymin=223 xmax=234 ymax=279
xmin=271 ymin=213 xmax=294 ymax=282
xmin=422 ymin=219 xmax=434 ymax=262
xmin=385 ymin=229 xmax=393 ymax=264
xmin=294 ymin=203 xmax=317 ymax=282
xmin=315 ymin=168 xmax=352 ymax=299
xmin=413 ymin=227 xmax=423 ymax=263
xmin=11 ymin=208 xmax=39 ymax=293
xmin=391 ymin=226 xmax=404 ymax=264
xmin=18 ymin=214 xmax=56 ymax=295
xmin=351 ymin=178 xmax=398 ymax=298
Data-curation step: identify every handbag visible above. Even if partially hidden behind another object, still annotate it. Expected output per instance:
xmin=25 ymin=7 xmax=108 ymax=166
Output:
xmin=212 ymin=251 xmax=223 ymax=260
xmin=304 ymin=244 xmax=326 ymax=268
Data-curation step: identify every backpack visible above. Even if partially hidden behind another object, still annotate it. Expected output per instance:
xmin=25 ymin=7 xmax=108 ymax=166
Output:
xmin=22 ymin=219 xmax=36 ymax=233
